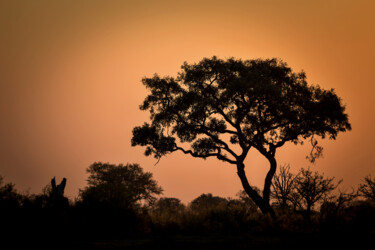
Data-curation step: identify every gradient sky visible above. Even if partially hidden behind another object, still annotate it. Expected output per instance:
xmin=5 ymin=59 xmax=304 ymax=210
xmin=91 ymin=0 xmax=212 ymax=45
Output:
xmin=1 ymin=0 xmax=374 ymax=203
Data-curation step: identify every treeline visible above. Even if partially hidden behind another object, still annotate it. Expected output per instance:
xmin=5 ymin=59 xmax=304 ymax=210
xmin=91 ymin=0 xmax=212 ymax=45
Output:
xmin=1 ymin=162 xmax=375 ymax=245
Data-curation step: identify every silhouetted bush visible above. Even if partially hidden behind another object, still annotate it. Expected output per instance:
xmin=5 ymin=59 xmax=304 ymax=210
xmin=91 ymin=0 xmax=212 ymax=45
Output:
xmin=1 ymin=168 xmax=375 ymax=248
xmin=358 ymin=175 xmax=375 ymax=201
xmin=149 ymin=193 xmax=272 ymax=235
xmin=79 ymin=162 xmax=163 ymax=209
xmin=151 ymin=197 xmax=185 ymax=230
xmin=0 ymin=176 xmax=23 ymax=211
xmin=74 ymin=162 xmax=163 ymax=237
xmin=0 ymin=176 xmax=24 ymax=237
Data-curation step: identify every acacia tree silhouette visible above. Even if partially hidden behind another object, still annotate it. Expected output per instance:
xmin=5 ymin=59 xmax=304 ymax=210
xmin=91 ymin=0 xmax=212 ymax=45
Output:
xmin=131 ymin=57 xmax=351 ymax=219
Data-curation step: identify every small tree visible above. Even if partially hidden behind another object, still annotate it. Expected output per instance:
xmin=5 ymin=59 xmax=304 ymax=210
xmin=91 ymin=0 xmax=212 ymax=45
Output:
xmin=0 ymin=175 xmax=23 ymax=211
xmin=358 ymin=175 xmax=375 ymax=201
xmin=151 ymin=197 xmax=185 ymax=230
xmin=293 ymin=167 xmax=341 ymax=220
xmin=153 ymin=197 xmax=184 ymax=213
xmin=190 ymin=193 xmax=228 ymax=212
xmin=79 ymin=162 xmax=163 ymax=210
xmin=131 ymin=57 xmax=351 ymax=218
xmin=271 ymin=164 xmax=297 ymax=209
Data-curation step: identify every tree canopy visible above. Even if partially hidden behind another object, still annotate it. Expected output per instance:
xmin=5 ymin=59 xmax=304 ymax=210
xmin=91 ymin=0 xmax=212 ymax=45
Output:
xmin=79 ymin=162 xmax=163 ymax=210
xmin=132 ymin=56 xmax=351 ymax=217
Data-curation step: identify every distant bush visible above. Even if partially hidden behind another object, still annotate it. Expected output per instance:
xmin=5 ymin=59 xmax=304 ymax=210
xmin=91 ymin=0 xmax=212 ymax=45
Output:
xmin=149 ymin=193 xmax=268 ymax=234
xmin=1 ymin=167 xmax=375 ymax=243
xmin=78 ymin=162 xmax=163 ymax=209
xmin=0 ymin=175 xmax=23 ymax=211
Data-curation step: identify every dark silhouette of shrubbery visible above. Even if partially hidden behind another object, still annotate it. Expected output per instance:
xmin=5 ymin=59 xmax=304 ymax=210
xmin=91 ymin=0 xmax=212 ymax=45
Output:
xmin=358 ymin=175 xmax=375 ymax=201
xmin=0 ymin=164 xmax=374 ymax=248
xmin=75 ymin=162 xmax=162 ymax=237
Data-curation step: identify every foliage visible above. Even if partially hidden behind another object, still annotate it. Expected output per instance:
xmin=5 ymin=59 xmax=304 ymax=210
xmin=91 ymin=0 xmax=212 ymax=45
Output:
xmin=132 ymin=57 xmax=351 ymax=160
xmin=190 ymin=193 xmax=228 ymax=211
xmin=1 ymin=171 xmax=375 ymax=246
xmin=150 ymin=193 xmax=265 ymax=234
xmin=0 ymin=175 xmax=23 ymax=211
xmin=358 ymin=175 xmax=375 ymax=201
xmin=71 ymin=162 xmax=163 ymax=237
xmin=153 ymin=197 xmax=184 ymax=213
xmin=79 ymin=162 xmax=163 ymax=210
xmin=131 ymin=56 xmax=351 ymax=217
xmin=151 ymin=197 xmax=185 ymax=230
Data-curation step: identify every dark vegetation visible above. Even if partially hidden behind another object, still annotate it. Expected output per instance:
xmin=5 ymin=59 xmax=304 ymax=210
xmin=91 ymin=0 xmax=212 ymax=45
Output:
xmin=1 ymin=163 xmax=374 ymax=249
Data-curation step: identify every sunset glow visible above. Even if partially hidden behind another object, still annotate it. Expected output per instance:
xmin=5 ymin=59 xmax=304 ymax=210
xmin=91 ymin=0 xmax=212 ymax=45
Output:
xmin=0 ymin=0 xmax=374 ymax=204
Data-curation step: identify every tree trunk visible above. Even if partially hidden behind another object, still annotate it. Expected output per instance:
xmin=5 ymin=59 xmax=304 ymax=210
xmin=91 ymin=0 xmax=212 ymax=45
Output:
xmin=263 ymin=156 xmax=277 ymax=206
xmin=306 ymin=203 xmax=312 ymax=222
xmin=236 ymin=162 xmax=276 ymax=220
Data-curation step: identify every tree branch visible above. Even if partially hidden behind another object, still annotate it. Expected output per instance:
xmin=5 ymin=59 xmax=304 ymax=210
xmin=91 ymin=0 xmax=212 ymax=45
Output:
xmin=174 ymin=145 xmax=237 ymax=165
xmin=200 ymin=130 xmax=239 ymax=160
xmin=198 ymin=124 xmax=237 ymax=136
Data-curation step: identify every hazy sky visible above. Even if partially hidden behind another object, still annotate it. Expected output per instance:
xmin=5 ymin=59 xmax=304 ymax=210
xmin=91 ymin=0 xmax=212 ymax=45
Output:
xmin=1 ymin=0 xmax=374 ymax=203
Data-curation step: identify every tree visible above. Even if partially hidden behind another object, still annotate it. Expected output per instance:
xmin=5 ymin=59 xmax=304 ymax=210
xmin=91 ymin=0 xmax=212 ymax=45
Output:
xmin=131 ymin=57 xmax=351 ymax=218
xmin=293 ymin=167 xmax=341 ymax=220
xmin=0 ymin=175 xmax=26 ymax=238
xmin=358 ymin=175 xmax=375 ymax=201
xmin=271 ymin=164 xmax=297 ymax=209
xmin=153 ymin=197 xmax=184 ymax=213
xmin=79 ymin=162 xmax=163 ymax=210
xmin=190 ymin=193 xmax=228 ymax=212
xmin=0 ymin=175 xmax=23 ymax=211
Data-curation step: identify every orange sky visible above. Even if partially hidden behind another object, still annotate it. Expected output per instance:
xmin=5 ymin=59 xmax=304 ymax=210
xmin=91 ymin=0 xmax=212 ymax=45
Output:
xmin=0 ymin=0 xmax=374 ymax=203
